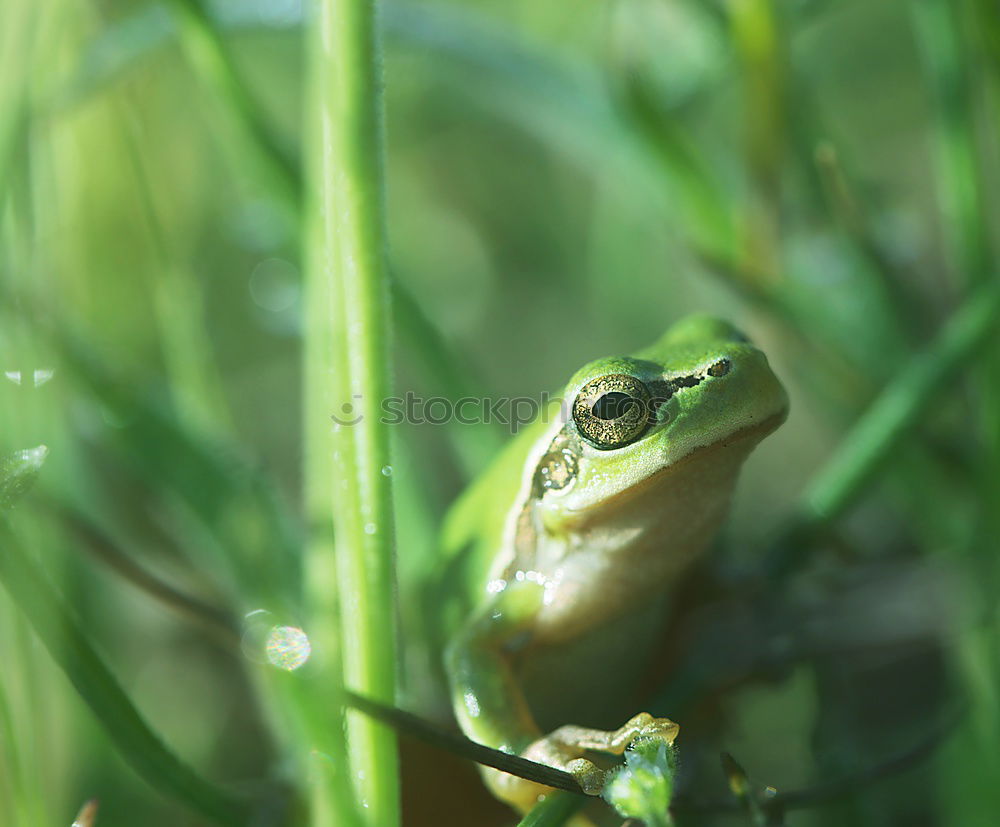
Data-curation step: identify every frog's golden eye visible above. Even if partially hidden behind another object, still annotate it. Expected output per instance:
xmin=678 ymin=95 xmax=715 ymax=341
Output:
xmin=572 ymin=374 xmax=652 ymax=450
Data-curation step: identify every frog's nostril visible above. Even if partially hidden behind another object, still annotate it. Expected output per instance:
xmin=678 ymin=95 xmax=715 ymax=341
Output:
xmin=708 ymin=359 xmax=731 ymax=377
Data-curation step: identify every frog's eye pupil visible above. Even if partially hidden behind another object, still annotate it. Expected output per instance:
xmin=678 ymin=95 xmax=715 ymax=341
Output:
xmin=592 ymin=392 xmax=638 ymax=421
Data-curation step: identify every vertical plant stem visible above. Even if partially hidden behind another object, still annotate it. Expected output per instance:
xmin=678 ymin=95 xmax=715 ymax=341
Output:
xmin=307 ymin=0 xmax=399 ymax=825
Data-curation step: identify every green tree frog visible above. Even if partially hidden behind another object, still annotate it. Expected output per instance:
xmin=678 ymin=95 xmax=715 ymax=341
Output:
xmin=441 ymin=316 xmax=788 ymax=812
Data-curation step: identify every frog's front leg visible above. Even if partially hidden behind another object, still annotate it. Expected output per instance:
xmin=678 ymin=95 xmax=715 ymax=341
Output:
xmin=446 ymin=580 xmax=679 ymax=811
xmin=446 ymin=580 xmax=550 ymax=810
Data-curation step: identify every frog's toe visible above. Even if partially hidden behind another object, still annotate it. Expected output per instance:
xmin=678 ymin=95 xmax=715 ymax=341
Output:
xmin=634 ymin=714 xmax=680 ymax=745
xmin=566 ymin=757 xmax=607 ymax=796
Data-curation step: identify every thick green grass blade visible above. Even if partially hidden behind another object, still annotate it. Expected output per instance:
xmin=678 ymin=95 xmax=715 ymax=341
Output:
xmin=306 ymin=0 xmax=400 ymax=823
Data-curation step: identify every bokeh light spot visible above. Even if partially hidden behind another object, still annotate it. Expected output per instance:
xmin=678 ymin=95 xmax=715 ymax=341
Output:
xmin=266 ymin=625 xmax=311 ymax=671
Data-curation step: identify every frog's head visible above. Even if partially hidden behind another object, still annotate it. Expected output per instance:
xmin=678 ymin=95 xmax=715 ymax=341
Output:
xmin=531 ymin=316 xmax=788 ymax=523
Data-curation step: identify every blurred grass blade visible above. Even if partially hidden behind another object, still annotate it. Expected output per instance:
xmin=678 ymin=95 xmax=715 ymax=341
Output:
xmin=0 ymin=93 xmax=29 ymax=213
xmin=385 ymin=2 xmax=732 ymax=256
xmin=722 ymin=751 xmax=751 ymax=799
xmin=0 ymin=450 xmax=246 ymax=824
xmin=165 ymin=0 xmax=301 ymax=212
xmin=912 ymin=0 xmax=1000 ymax=581
xmin=0 ymin=448 xmax=49 ymax=827
xmin=62 ymin=2 xmax=733 ymax=269
xmin=55 ymin=6 xmax=174 ymax=110
xmin=0 ymin=679 xmax=36 ymax=825
xmin=41 ymin=329 xmax=301 ymax=606
xmin=59 ymin=501 xmax=239 ymax=644
xmin=912 ymin=0 xmax=991 ymax=287
xmin=769 ymin=282 xmax=1000 ymax=574
xmin=615 ymin=74 xmax=734 ymax=258
xmin=0 ymin=521 xmax=248 ymax=824
xmin=720 ymin=752 xmax=765 ymax=827
xmin=812 ymin=142 xmax=923 ymax=344
xmin=727 ymin=0 xmax=785 ymax=278
xmin=517 ymin=792 xmax=584 ymax=827
xmin=0 ymin=0 xmax=37 ymax=210
xmin=801 ymin=283 xmax=1000 ymax=521
xmin=118 ymin=102 xmax=234 ymax=434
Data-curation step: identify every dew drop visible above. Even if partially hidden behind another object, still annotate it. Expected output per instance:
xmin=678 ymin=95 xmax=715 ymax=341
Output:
xmin=380 ymin=465 xmax=392 ymax=477
xmin=33 ymin=368 xmax=55 ymax=386
xmin=364 ymin=522 xmax=377 ymax=535
xmin=463 ymin=691 xmax=481 ymax=718
xmin=7 ymin=369 xmax=58 ymax=387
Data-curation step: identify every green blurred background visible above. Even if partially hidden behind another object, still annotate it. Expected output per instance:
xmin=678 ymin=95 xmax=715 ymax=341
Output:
xmin=1 ymin=0 xmax=998 ymax=824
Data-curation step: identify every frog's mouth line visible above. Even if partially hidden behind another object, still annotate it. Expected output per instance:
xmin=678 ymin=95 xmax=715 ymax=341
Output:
xmin=566 ymin=408 xmax=788 ymax=521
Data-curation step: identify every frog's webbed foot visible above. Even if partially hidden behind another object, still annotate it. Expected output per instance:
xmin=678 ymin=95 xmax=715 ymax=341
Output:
xmin=489 ymin=713 xmax=679 ymax=808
